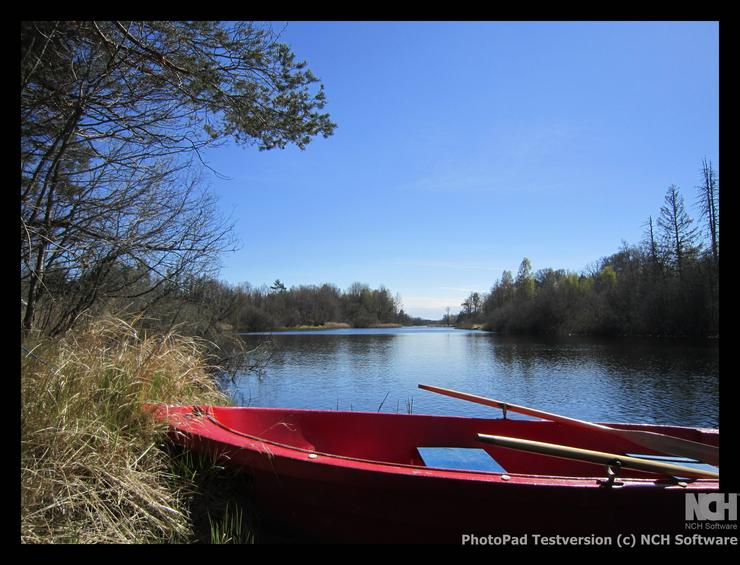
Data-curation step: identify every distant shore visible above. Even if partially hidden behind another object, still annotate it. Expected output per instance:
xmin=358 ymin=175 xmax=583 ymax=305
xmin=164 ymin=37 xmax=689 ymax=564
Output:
xmin=273 ymin=322 xmax=404 ymax=332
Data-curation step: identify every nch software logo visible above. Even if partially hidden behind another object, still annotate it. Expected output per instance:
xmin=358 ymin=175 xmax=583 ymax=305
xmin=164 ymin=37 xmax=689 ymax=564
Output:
xmin=686 ymin=493 xmax=738 ymax=521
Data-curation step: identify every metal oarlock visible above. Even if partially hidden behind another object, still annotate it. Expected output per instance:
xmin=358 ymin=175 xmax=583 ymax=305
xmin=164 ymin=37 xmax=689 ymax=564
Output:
xmin=601 ymin=460 xmax=622 ymax=488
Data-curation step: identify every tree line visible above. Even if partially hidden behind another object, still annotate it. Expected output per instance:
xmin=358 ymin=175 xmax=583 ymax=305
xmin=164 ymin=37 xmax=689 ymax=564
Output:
xmin=458 ymin=160 xmax=719 ymax=337
xmin=21 ymin=268 xmax=423 ymax=336
xmin=176 ymin=279 xmax=427 ymax=332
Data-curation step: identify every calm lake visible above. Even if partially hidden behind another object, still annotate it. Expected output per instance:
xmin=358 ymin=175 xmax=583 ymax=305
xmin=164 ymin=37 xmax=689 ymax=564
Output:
xmin=226 ymin=327 xmax=719 ymax=428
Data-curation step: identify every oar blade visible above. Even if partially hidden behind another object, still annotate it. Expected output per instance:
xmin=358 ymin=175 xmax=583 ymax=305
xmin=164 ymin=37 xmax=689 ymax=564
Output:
xmin=614 ymin=428 xmax=719 ymax=467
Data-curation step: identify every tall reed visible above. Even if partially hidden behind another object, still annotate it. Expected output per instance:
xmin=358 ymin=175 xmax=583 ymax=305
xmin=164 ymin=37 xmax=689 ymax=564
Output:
xmin=21 ymin=316 xmax=232 ymax=543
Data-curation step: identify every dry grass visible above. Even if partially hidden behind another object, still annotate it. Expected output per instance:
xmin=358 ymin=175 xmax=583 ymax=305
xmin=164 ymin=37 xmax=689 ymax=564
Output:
xmin=21 ymin=316 xmax=232 ymax=544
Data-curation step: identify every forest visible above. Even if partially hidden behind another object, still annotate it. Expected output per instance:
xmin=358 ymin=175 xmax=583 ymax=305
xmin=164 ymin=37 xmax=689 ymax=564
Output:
xmin=457 ymin=162 xmax=719 ymax=337
xmin=140 ymin=277 xmax=427 ymax=334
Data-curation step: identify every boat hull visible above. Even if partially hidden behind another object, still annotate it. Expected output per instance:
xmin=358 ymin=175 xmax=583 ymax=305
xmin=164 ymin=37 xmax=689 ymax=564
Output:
xmin=157 ymin=406 xmax=719 ymax=543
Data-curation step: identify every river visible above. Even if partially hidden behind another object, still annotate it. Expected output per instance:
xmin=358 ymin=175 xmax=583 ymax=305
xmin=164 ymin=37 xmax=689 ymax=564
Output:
xmin=225 ymin=327 xmax=719 ymax=428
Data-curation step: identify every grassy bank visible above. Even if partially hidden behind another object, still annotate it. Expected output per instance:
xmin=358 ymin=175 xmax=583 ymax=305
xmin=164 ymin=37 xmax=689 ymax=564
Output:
xmin=20 ymin=316 xmax=250 ymax=544
xmin=274 ymin=321 xmax=352 ymax=331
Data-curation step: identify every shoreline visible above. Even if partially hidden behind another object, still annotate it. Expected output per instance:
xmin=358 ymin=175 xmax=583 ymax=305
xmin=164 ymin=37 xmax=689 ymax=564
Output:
xmin=271 ymin=322 xmax=405 ymax=332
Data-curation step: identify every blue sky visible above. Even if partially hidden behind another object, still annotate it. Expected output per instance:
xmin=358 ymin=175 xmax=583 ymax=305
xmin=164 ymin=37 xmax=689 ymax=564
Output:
xmin=202 ymin=21 xmax=719 ymax=319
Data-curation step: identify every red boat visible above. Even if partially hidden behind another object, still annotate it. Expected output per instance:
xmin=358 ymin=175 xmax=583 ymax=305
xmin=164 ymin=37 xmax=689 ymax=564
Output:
xmin=154 ymin=386 xmax=720 ymax=543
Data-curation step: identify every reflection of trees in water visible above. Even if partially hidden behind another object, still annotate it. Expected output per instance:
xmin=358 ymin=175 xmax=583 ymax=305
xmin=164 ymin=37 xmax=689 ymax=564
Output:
xmin=230 ymin=332 xmax=718 ymax=426
xmin=344 ymin=335 xmax=395 ymax=360
xmin=485 ymin=335 xmax=717 ymax=376
xmin=481 ymin=334 xmax=718 ymax=426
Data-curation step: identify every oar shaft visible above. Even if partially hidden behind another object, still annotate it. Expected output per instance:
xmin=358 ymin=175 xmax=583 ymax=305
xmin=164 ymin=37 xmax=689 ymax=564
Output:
xmin=477 ymin=434 xmax=718 ymax=479
xmin=418 ymin=384 xmax=605 ymax=431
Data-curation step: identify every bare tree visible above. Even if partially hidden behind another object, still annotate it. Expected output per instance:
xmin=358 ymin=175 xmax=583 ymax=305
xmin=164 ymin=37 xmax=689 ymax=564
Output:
xmin=21 ymin=21 xmax=336 ymax=335
xmin=657 ymin=185 xmax=700 ymax=278
xmin=696 ymin=158 xmax=719 ymax=267
xmin=641 ymin=215 xmax=663 ymax=273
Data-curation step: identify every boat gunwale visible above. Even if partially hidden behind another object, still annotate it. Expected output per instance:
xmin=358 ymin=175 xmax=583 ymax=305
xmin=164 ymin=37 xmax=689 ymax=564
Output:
xmin=158 ymin=405 xmax=719 ymax=488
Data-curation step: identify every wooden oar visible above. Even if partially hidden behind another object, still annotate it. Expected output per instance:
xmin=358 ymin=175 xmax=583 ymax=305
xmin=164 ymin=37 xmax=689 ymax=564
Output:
xmin=477 ymin=434 xmax=719 ymax=479
xmin=418 ymin=384 xmax=719 ymax=466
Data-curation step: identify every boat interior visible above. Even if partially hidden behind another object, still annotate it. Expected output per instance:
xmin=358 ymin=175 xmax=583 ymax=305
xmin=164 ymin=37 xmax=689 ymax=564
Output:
xmin=205 ymin=406 xmax=718 ymax=480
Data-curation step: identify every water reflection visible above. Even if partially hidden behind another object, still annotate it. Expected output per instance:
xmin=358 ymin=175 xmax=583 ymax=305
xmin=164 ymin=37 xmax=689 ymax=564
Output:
xmin=229 ymin=329 xmax=718 ymax=428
